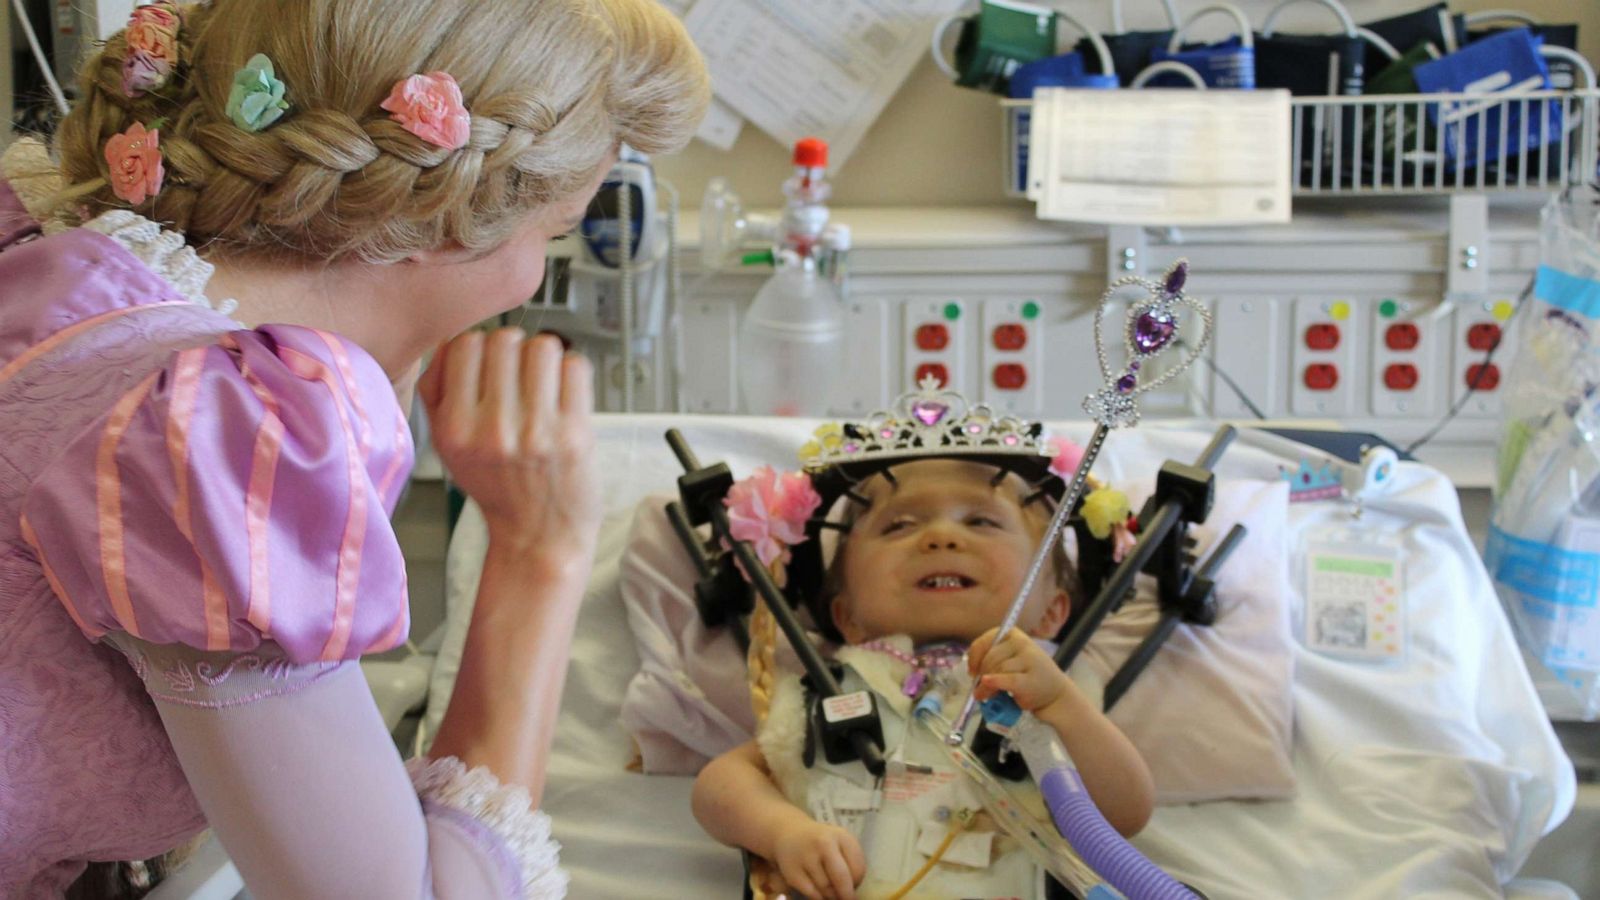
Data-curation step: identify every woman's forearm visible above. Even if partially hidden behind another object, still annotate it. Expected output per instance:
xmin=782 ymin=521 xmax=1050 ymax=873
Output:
xmin=428 ymin=531 xmax=591 ymax=805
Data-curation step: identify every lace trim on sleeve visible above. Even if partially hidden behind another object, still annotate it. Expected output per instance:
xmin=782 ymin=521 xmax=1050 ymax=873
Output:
xmin=79 ymin=210 xmax=239 ymax=316
xmin=105 ymin=634 xmax=342 ymax=709
xmin=406 ymin=755 xmax=569 ymax=899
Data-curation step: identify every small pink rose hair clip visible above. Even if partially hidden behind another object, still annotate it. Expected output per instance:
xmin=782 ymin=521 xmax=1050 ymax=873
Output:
xmin=380 ymin=72 xmax=471 ymax=151
xmin=105 ymin=122 xmax=164 ymax=205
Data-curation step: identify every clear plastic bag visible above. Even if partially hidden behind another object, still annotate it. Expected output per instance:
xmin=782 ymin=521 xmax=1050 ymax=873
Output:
xmin=1489 ymin=187 xmax=1600 ymax=719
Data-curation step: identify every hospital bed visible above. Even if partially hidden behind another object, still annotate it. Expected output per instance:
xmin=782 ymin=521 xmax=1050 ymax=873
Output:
xmin=416 ymin=413 xmax=1577 ymax=900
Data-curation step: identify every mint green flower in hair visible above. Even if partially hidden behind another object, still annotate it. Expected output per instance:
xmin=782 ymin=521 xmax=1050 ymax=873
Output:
xmin=226 ymin=54 xmax=290 ymax=133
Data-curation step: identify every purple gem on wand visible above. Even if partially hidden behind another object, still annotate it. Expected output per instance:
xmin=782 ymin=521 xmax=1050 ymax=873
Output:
xmin=1164 ymin=261 xmax=1188 ymax=296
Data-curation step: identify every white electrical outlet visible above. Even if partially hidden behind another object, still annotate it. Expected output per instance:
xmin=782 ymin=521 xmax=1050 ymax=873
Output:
xmin=679 ymin=299 xmax=739 ymax=413
xmin=903 ymin=297 xmax=970 ymax=397
xmin=1369 ymin=298 xmax=1442 ymax=419
xmin=979 ymin=297 xmax=1045 ymax=414
xmin=1038 ymin=297 xmax=1106 ymax=420
xmin=1451 ymin=298 xmax=1515 ymax=418
xmin=834 ymin=298 xmax=891 ymax=415
xmin=1210 ymin=296 xmax=1280 ymax=419
xmin=1290 ymin=297 xmax=1358 ymax=417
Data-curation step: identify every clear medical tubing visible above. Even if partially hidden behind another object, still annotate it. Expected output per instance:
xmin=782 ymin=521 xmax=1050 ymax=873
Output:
xmin=1013 ymin=716 xmax=1199 ymax=900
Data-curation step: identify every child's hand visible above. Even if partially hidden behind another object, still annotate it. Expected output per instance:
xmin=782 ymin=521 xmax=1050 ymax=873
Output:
xmin=771 ymin=820 xmax=866 ymax=900
xmin=968 ymin=627 xmax=1072 ymax=714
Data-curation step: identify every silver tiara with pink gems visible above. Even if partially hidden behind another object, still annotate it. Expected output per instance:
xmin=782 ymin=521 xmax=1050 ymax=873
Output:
xmin=798 ymin=377 xmax=1055 ymax=474
xmin=1084 ymin=259 xmax=1212 ymax=428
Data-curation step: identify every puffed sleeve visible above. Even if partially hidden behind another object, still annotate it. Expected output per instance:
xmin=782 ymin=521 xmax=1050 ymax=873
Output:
xmin=20 ymin=324 xmax=414 ymax=664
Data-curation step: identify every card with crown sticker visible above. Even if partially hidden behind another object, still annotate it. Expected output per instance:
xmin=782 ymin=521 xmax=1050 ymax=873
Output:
xmin=1300 ymin=528 xmax=1407 ymax=662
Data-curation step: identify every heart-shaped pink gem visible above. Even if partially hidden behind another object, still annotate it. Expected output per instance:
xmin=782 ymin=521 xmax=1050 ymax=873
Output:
xmin=1132 ymin=312 xmax=1175 ymax=355
xmin=911 ymin=400 xmax=949 ymax=427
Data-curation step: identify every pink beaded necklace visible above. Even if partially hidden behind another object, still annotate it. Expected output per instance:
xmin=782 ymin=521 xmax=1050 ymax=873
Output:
xmin=857 ymin=640 xmax=966 ymax=697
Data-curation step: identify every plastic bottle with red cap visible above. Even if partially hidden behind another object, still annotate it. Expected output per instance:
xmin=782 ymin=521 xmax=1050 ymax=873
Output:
xmin=737 ymin=136 xmax=845 ymax=416
xmin=781 ymin=136 xmax=833 ymax=259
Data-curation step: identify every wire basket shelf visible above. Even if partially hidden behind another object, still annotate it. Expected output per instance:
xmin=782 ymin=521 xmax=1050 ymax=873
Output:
xmin=1004 ymin=88 xmax=1600 ymax=201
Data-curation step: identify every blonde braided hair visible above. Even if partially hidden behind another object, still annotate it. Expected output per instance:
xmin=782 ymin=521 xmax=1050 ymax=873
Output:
xmin=51 ymin=0 xmax=708 ymax=263
xmin=743 ymin=560 xmax=792 ymax=900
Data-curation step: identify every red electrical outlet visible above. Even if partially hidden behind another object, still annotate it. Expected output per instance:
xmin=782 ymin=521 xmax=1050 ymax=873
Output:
xmin=915 ymin=323 xmax=950 ymax=351
xmin=992 ymin=323 xmax=1028 ymax=351
xmin=1467 ymin=323 xmax=1502 ymax=352
xmin=992 ymin=363 xmax=1028 ymax=390
xmin=915 ymin=362 xmax=949 ymax=387
xmin=1385 ymin=323 xmax=1420 ymax=351
xmin=1383 ymin=363 xmax=1419 ymax=391
xmin=1465 ymin=363 xmax=1500 ymax=391
xmin=1304 ymin=363 xmax=1340 ymax=391
xmin=1304 ymin=323 xmax=1341 ymax=351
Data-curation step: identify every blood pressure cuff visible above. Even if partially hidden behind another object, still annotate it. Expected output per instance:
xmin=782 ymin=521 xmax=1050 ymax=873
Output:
xmin=1254 ymin=30 xmax=1367 ymax=188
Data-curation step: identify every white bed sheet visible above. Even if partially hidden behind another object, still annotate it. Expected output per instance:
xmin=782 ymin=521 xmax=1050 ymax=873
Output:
xmin=430 ymin=414 xmax=1577 ymax=900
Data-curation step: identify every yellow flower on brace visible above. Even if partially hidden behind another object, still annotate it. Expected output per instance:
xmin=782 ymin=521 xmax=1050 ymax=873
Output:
xmin=798 ymin=441 xmax=822 ymax=463
xmin=813 ymin=422 xmax=844 ymax=451
xmin=1081 ymin=487 xmax=1131 ymax=540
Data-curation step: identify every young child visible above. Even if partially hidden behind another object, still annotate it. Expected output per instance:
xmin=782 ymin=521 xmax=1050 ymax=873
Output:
xmin=692 ymin=457 xmax=1155 ymax=900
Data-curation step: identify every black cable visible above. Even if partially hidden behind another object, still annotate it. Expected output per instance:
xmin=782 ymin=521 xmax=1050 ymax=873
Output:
xmin=1402 ymin=274 xmax=1535 ymax=457
xmin=1176 ymin=338 xmax=1269 ymax=420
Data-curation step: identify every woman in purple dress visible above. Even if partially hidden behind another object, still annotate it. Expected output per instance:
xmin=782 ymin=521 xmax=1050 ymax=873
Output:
xmin=0 ymin=1 xmax=707 ymax=896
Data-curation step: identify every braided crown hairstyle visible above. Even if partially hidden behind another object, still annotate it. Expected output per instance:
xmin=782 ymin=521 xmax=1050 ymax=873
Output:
xmin=52 ymin=0 xmax=709 ymax=263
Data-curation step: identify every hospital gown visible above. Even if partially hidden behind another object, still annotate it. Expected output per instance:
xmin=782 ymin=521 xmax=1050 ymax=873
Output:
xmin=0 ymin=141 xmax=563 ymax=899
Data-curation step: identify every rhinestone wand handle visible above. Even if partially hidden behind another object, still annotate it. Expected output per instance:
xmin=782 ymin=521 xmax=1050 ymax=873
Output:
xmin=946 ymin=423 xmax=1109 ymax=745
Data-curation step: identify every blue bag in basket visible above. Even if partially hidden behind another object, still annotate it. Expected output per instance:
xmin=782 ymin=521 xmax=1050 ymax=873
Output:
xmin=1007 ymin=54 xmax=1118 ymax=195
xmin=1413 ymin=28 xmax=1561 ymax=169
xmin=1150 ymin=36 xmax=1255 ymax=89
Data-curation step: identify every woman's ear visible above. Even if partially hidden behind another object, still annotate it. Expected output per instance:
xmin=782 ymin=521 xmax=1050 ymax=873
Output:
xmin=405 ymin=241 xmax=476 ymax=267
xmin=1029 ymin=587 xmax=1072 ymax=639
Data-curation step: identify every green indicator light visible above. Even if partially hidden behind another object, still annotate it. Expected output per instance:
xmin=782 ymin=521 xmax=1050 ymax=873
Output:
xmin=943 ymin=303 xmax=961 ymax=321
xmin=1379 ymin=299 xmax=1399 ymax=318
xmin=1022 ymin=301 xmax=1040 ymax=320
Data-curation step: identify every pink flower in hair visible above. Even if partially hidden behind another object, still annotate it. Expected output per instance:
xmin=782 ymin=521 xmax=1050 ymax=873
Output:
xmin=725 ymin=466 xmax=823 ymax=569
xmin=104 ymin=122 xmax=164 ymax=205
xmin=1047 ymin=436 xmax=1086 ymax=478
xmin=122 ymin=49 xmax=171 ymax=97
xmin=125 ymin=4 xmax=179 ymax=65
xmin=380 ymin=72 xmax=472 ymax=150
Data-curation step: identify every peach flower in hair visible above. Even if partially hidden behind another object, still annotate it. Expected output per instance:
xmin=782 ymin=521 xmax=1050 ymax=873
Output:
xmin=105 ymin=122 xmax=164 ymax=205
xmin=125 ymin=4 xmax=180 ymax=65
xmin=380 ymin=72 xmax=471 ymax=151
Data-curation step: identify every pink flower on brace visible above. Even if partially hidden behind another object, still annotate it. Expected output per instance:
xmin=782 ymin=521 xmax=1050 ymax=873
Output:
xmin=1047 ymin=436 xmax=1086 ymax=479
xmin=380 ymin=72 xmax=471 ymax=150
xmin=104 ymin=122 xmax=164 ymax=205
xmin=725 ymin=466 xmax=822 ymax=569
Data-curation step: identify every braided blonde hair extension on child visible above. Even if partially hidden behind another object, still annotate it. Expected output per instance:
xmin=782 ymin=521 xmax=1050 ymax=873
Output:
xmin=746 ymin=590 xmax=781 ymax=727
xmin=745 ymin=564 xmax=787 ymax=900
xmin=51 ymin=0 xmax=708 ymax=264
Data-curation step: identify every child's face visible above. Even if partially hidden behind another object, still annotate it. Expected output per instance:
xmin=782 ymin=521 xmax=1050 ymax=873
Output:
xmin=831 ymin=460 xmax=1071 ymax=646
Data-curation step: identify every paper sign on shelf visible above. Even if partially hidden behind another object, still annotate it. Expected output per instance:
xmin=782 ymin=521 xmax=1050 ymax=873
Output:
xmin=1032 ymin=88 xmax=1293 ymax=226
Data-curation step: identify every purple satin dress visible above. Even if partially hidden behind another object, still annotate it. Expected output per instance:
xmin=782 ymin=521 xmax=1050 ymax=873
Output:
xmin=0 ymin=170 xmax=562 ymax=898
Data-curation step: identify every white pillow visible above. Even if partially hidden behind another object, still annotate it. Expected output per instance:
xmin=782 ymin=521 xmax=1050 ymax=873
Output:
xmin=619 ymin=477 xmax=1297 ymax=805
